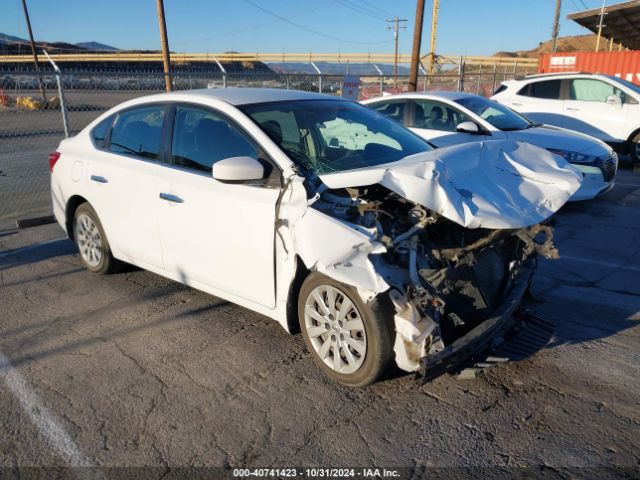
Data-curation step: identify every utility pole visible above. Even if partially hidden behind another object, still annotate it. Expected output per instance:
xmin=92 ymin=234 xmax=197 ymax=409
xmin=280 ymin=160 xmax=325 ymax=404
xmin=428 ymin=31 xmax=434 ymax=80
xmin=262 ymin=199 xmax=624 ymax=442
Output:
xmin=595 ymin=0 xmax=607 ymax=52
xmin=20 ymin=0 xmax=46 ymax=101
xmin=155 ymin=0 xmax=172 ymax=92
xmin=551 ymin=0 xmax=562 ymax=53
xmin=426 ymin=0 xmax=439 ymax=78
xmin=386 ymin=18 xmax=407 ymax=88
xmin=408 ymin=0 xmax=426 ymax=92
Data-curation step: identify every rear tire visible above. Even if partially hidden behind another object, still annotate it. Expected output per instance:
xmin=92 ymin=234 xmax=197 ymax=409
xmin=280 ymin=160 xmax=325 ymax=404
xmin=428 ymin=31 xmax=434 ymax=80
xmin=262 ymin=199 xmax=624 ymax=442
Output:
xmin=629 ymin=132 xmax=640 ymax=164
xmin=73 ymin=203 xmax=119 ymax=274
xmin=298 ymin=272 xmax=395 ymax=387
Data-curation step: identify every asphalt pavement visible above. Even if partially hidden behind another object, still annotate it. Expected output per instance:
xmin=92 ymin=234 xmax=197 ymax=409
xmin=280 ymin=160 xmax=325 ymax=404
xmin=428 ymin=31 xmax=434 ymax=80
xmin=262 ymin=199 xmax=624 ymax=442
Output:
xmin=0 ymin=169 xmax=638 ymax=479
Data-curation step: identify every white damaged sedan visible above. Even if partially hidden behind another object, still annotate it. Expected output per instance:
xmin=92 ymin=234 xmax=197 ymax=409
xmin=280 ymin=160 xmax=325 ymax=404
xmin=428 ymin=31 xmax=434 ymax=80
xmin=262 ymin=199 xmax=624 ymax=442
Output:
xmin=50 ymin=89 xmax=581 ymax=386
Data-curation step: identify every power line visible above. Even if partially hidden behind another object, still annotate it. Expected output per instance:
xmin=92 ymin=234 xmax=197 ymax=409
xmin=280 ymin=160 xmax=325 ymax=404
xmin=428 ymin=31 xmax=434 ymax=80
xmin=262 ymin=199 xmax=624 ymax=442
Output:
xmin=243 ymin=0 xmax=390 ymax=45
xmin=353 ymin=0 xmax=396 ymax=18
xmin=338 ymin=0 xmax=391 ymax=20
xmin=331 ymin=0 xmax=387 ymax=21
xmin=569 ymin=0 xmax=580 ymax=10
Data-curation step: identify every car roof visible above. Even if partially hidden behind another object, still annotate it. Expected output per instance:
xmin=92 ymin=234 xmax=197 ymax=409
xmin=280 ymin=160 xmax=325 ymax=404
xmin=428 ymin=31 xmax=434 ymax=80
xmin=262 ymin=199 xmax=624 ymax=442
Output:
xmin=510 ymin=72 xmax=610 ymax=83
xmin=168 ymin=87 xmax=340 ymax=106
xmin=365 ymin=90 xmax=476 ymax=102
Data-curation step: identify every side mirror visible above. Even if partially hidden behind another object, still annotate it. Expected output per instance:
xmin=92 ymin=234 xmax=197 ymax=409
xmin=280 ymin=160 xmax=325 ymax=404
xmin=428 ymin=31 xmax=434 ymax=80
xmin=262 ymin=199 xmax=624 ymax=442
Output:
xmin=212 ymin=156 xmax=264 ymax=182
xmin=456 ymin=121 xmax=481 ymax=134
xmin=606 ymin=94 xmax=622 ymax=107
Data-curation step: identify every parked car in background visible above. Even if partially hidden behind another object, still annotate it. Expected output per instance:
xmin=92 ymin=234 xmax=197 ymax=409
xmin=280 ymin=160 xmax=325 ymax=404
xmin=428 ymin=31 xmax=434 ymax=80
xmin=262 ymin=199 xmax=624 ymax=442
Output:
xmin=50 ymin=88 xmax=581 ymax=386
xmin=362 ymin=91 xmax=617 ymax=201
xmin=492 ymin=72 xmax=640 ymax=163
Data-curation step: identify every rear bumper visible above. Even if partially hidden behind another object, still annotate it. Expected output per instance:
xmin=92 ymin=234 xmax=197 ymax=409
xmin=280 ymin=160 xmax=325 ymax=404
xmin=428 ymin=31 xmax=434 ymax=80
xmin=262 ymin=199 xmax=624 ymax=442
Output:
xmin=419 ymin=259 xmax=536 ymax=381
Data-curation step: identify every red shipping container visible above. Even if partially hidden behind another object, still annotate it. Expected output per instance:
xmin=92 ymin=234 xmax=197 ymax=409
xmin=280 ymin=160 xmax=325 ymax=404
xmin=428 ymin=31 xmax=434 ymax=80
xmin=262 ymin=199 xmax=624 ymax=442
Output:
xmin=538 ymin=51 xmax=640 ymax=85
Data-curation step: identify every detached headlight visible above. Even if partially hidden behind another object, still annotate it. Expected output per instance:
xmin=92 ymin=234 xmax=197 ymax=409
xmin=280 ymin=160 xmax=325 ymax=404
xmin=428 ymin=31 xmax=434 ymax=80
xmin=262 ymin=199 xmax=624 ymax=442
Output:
xmin=547 ymin=148 xmax=597 ymax=164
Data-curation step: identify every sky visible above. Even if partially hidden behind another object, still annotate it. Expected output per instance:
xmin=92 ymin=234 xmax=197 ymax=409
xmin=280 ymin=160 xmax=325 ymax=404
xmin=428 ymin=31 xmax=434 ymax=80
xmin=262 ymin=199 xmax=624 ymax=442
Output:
xmin=1 ymin=0 xmax=608 ymax=56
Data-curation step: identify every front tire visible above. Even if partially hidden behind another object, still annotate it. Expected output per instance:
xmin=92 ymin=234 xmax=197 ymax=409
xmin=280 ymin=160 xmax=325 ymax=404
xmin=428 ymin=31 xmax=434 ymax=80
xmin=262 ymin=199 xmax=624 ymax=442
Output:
xmin=73 ymin=203 xmax=119 ymax=274
xmin=298 ymin=272 xmax=394 ymax=387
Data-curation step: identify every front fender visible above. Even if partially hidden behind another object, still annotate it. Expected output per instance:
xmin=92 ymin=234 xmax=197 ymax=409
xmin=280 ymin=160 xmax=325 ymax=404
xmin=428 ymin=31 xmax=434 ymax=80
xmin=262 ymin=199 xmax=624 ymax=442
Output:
xmin=292 ymin=207 xmax=389 ymax=295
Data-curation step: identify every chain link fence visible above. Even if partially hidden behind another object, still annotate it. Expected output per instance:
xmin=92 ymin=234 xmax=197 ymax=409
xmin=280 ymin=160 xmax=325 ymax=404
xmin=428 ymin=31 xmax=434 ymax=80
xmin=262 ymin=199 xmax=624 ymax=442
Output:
xmin=0 ymin=62 xmax=536 ymax=232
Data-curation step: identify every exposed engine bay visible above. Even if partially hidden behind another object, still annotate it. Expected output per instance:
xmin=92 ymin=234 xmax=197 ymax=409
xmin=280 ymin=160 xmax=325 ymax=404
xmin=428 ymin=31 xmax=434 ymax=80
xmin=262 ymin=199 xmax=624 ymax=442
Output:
xmin=311 ymin=184 xmax=558 ymax=372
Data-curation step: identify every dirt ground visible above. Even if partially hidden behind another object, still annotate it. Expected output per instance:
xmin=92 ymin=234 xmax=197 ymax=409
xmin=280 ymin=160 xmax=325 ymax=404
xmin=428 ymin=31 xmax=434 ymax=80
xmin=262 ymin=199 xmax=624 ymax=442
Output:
xmin=0 ymin=170 xmax=639 ymax=480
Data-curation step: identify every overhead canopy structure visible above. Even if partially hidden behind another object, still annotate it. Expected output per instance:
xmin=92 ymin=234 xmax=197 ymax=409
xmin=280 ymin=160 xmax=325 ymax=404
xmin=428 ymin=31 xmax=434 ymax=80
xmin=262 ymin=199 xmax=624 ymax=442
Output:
xmin=568 ymin=1 xmax=640 ymax=50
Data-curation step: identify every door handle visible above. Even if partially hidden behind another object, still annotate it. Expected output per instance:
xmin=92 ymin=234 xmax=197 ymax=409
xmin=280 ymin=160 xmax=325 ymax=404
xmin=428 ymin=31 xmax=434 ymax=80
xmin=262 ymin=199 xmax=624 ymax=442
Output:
xmin=511 ymin=102 xmax=523 ymax=107
xmin=566 ymin=107 xmax=579 ymax=111
xmin=90 ymin=175 xmax=108 ymax=184
xmin=159 ymin=192 xmax=184 ymax=204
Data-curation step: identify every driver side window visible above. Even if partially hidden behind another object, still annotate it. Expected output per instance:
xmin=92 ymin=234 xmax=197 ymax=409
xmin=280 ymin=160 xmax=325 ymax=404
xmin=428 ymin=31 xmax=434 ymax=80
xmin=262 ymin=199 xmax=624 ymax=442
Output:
xmin=171 ymin=106 xmax=258 ymax=174
xmin=569 ymin=79 xmax=624 ymax=102
xmin=412 ymin=100 xmax=469 ymax=131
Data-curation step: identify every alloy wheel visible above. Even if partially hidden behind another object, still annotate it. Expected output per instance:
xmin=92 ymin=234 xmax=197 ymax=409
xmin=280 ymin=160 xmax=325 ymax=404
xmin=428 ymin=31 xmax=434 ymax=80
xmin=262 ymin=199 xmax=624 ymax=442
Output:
xmin=303 ymin=285 xmax=367 ymax=374
xmin=75 ymin=213 xmax=102 ymax=267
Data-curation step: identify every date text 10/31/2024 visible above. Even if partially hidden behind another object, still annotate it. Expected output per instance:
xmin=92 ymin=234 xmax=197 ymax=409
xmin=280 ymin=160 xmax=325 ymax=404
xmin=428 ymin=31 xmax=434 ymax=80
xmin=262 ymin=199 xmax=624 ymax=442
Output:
xmin=232 ymin=468 xmax=402 ymax=478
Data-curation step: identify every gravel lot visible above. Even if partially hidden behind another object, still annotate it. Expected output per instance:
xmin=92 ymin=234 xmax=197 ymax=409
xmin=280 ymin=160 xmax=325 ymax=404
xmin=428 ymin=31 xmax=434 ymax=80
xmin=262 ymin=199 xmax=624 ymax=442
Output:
xmin=0 ymin=168 xmax=638 ymax=479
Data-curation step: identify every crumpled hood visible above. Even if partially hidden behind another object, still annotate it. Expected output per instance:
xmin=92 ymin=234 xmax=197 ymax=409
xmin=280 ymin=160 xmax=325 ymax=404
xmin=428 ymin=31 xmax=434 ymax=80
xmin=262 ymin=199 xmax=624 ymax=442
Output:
xmin=504 ymin=124 xmax=611 ymax=155
xmin=318 ymin=140 xmax=582 ymax=229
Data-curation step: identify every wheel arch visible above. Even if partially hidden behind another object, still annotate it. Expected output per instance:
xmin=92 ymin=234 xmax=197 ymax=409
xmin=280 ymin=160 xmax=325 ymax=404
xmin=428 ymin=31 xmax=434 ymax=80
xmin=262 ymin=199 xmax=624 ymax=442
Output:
xmin=285 ymin=255 xmax=310 ymax=335
xmin=65 ymin=195 xmax=89 ymax=241
xmin=627 ymin=126 xmax=640 ymax=144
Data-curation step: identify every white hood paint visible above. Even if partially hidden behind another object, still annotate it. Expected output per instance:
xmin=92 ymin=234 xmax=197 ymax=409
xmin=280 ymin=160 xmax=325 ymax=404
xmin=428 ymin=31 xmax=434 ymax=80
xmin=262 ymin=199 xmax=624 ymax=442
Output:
xmin=318 ymin=141 xmax=582 ymax=229
xmin=504 ymin=124 xmax=611 ymax=155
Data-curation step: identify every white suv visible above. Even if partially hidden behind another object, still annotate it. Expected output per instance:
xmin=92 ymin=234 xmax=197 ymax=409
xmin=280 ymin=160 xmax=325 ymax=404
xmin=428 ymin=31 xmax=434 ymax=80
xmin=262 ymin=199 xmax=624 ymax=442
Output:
xmin=492 ymin=73 xmax=640 ymax=162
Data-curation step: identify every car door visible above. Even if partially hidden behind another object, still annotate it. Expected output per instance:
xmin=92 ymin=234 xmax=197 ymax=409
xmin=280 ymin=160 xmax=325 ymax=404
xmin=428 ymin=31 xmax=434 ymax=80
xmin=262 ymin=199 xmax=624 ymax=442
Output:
xmin=507 ymin=79 xmax=564 ymax=126
xmin=562 ymin=78 xmax=629 ymax=142
xmin=156 ymin=104 xmax=281 ymax=309
xmin=87 ymin=104 xmax=166 ymax=268
xmin=409 ymin=99 xmax=486 ymax=147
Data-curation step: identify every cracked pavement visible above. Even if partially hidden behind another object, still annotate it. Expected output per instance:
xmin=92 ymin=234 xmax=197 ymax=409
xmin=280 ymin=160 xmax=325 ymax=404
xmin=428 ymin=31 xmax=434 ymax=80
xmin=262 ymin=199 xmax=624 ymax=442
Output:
xmin=0 ymin=169 xmax=639 ymax=479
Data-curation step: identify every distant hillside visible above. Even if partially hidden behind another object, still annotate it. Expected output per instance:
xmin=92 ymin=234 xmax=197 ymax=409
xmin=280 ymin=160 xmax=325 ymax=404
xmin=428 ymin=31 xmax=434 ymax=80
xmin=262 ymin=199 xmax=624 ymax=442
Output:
xmin=75 ymin=42 xmax=119 ymax=51
xmin=0 ymin=33 xmax=119 ymax=54
xmin=0 ymin=33 xmax=273 ymax=73
xmin=494 ymin=34 xmax=598 ymax=58
xmin=0 ymin=33 xmax=29 ymax=44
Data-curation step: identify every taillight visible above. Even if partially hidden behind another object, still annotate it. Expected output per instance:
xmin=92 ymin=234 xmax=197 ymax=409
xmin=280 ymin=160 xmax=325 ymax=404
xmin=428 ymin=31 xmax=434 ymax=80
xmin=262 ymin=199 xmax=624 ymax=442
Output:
xmin=48 ymin=151 xmax=61 ymax=172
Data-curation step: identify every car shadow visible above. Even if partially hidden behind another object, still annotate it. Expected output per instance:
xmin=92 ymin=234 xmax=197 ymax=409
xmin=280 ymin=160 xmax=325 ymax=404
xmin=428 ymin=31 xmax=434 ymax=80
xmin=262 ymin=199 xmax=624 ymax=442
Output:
xmin=0 ymin=238 xmax=76 ymax=272
xmin=2 ymin=297 xmax=232 ymax=369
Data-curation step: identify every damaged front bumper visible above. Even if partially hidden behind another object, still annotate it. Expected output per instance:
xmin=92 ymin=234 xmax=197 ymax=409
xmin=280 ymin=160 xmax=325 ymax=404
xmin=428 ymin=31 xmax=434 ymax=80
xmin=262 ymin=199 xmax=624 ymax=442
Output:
xmin=418 ymin=258 xmax=538 ymax=382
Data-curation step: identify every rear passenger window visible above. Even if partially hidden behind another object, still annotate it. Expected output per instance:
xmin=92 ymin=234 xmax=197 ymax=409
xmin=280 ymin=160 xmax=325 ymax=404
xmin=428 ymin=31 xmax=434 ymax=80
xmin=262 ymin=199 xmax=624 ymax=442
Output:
xmin=519 ymin=80 xmax=561 ymax=99
xmin=91 ymin=115 xmax=114 ymax=149
xmin=171 ymin=106 xmax=258 ymax=174
xmin=109 ymin=106 xmax=166 ymax=160
xmin=369 ymin=101 xmax=406 ymax=124
xmin=493 ymin=84 xmax=507 ymax=95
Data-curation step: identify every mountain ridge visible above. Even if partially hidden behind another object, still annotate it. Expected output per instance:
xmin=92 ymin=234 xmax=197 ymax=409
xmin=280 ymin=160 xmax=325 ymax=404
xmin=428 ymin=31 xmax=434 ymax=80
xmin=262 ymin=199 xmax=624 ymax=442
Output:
xmin=493 ymin=34 xmax=599 ymax=58
xmin=0 ymin=33 xmax=119 ymax=52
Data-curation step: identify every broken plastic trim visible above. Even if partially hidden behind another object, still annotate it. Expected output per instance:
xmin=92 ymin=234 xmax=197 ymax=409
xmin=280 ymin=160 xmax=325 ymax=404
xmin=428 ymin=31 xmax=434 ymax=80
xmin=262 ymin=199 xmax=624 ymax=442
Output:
xmin=418 ymin=258 xmax=535 ymax=382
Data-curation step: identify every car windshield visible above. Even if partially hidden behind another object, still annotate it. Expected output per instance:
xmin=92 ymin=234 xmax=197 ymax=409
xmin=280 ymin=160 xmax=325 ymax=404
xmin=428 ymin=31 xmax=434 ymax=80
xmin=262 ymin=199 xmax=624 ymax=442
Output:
xmin=455 ymin=96 xmax=533 ymax=131
xmin=240 ymin=99 xmax=431 ymax=175
xmin=606 ymin=75 xmax=640 ymax=95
